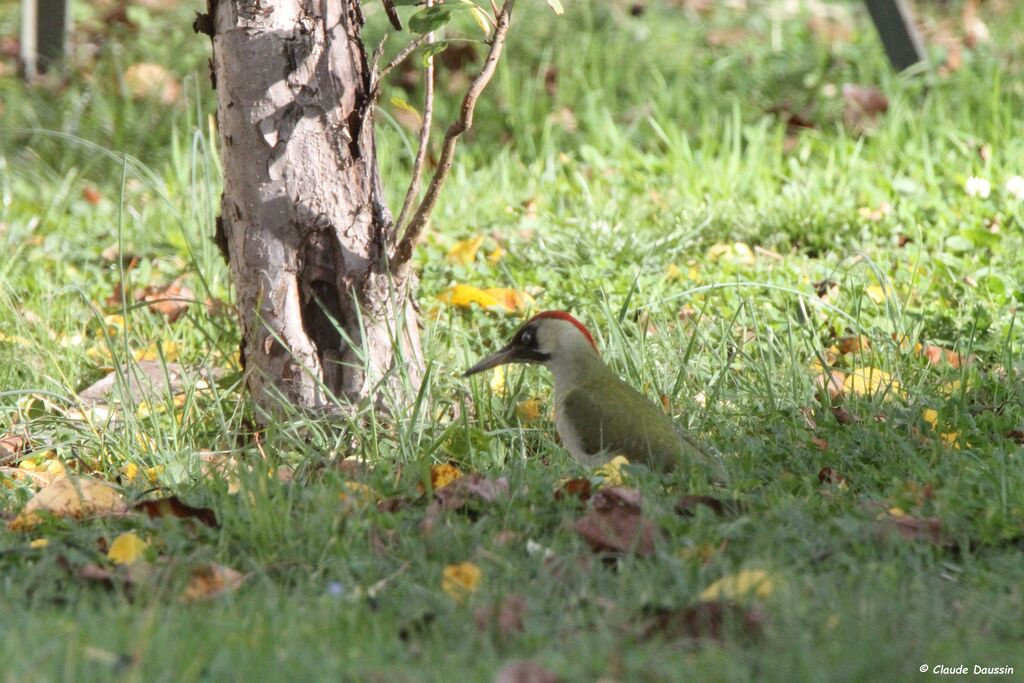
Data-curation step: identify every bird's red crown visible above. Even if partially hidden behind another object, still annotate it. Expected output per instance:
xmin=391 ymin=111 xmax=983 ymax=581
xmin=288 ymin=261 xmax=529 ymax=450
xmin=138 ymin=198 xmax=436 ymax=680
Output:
xmin=527 ymin=310 xmax=598 ymax=351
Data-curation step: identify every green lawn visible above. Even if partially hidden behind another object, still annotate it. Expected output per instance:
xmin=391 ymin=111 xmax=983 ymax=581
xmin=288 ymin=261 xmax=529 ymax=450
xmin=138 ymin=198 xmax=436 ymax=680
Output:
xmin=2 ymin=1 xmax=1023 ymax=680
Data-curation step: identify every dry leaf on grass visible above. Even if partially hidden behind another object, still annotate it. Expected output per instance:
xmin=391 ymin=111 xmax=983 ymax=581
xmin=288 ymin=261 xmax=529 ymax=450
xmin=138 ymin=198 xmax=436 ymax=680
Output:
xmin=0 ymin=433 xmax=29 ymax=465
xmin=842 ymin=83 xmax=888 ymax=132
xmin=133 ymin=496 xmax=218 ymax=527
xmin=107 ymin=532 xmax=149 ymax=565
xmin=442 ymin=561 xmax=482 ymax=602
xmin=554 ymin=477 xmax=592 ymax=503
xmin=181 ymin=564 xmax=245 ymax=601
xmin=9 ymin=476 xmax=127 ymax=530
xmin=573 ymin=487 xmax=659 ymax=558
xmin=123 ymin=63 xmax=181 ymax=105
xmin=837 ymin=336 xmax=870 ymax=355
xmin=430 ymin=462 xmax=464 ymax=490
xmin=0 ymin=466 xmax=59 ymax=489
xmin=422 ymin=474 xmax=509 ymax=535
xmin=447 ymin=236 xmax=485 ymax=265
xmin=436 ymin=284 xmax=534 ymax=314
xmin=843 ymin=367 xmax=900 ymax=397
xmin=916 ymin=343 xmax=968 ymax=368
xmin=138 ymin=280 xmax=194 ymax=323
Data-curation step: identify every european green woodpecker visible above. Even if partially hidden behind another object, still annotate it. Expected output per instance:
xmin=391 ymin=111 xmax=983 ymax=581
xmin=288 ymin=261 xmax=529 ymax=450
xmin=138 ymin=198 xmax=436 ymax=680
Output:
xmin=465 ymin=311 xmax=727 ymax=482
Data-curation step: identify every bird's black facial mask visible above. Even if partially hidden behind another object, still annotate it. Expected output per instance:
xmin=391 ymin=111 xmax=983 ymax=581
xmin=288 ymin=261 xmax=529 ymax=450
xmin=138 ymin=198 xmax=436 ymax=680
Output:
xmin=463 ymin=323 xmax=552 ymax=377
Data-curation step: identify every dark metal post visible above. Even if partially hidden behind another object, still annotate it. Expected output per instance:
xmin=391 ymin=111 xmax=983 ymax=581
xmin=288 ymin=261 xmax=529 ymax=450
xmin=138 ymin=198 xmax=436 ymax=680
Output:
xmin=864 ymin=0 xmax=925 ymax=71
xmin=20 ymin=0 xmax=72 ymax=78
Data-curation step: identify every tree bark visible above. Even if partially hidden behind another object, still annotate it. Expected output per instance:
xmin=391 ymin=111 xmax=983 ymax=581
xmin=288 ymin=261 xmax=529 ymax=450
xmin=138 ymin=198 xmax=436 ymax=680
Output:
xmin=204 ymin=0 xmax=422 ymax=415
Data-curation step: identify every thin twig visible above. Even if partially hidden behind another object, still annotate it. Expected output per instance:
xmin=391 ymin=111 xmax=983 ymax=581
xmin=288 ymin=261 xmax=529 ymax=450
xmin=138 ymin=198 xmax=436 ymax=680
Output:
xmin=378 ymin=33 xmax=431 ymax=88
xmin=392 ymin=0 xmax=437 ymax=238
xmin=391 ymin=0 xmax=515 ymax=274
xmin=363 ymin=33 xmax=432 ymax=133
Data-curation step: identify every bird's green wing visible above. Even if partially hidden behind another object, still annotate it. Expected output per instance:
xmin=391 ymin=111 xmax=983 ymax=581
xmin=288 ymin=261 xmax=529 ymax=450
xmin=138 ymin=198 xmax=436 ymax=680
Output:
xmin=562 ymin=379 xmax=711 ymax=475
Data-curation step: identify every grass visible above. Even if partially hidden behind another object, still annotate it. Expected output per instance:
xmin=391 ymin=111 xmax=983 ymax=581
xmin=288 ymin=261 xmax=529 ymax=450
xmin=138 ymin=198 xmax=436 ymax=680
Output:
xmin=2 ymin=0 xmax=1024 ymax=679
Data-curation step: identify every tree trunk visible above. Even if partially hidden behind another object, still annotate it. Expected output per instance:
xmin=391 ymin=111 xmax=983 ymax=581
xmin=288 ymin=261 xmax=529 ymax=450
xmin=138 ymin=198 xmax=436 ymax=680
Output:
xmin=204 ymin=0 xmax=422 ymax=415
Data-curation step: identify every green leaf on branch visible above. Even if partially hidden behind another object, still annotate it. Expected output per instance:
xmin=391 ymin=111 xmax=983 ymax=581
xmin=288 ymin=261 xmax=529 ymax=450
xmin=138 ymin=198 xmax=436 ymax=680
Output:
xmin=390 ymin=96 xmax=422 ymax=121
xmin=409 ymin=6 xmax=453 ymax=33
xmin=421 ymin=41 xmax=450 ymax=67
xmin=391 ymin=0 xmax=422 ymax=5
xmin=469 ymin=6 xmax=491 ymax=34
xmin=546 ymin=0 xmax=565 ymax=15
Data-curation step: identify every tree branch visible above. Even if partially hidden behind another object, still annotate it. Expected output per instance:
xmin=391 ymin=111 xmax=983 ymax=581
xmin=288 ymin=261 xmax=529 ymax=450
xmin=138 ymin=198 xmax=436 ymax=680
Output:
xmin=392 ymin=0 xmax=437 ymax=239
xmin=390 ymin=0 xmax=515 ymax=275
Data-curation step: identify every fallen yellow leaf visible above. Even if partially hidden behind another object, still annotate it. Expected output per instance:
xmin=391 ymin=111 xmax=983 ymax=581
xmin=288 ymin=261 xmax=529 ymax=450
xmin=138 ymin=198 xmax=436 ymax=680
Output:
xmin=442 ymin=561 xmax=482 ymax=602
xmin=699 ymin=569 xmax=775 ymax=601
xmin=134 ymin=341 xmax=180 ymax=362
xmin=431 ymin=463 xmax=463 ymax=491
xmin=437 ymin=284 xmax=501 ymax=311
xmin=484 ymin=288 xmax=535 ymax=314
xmin=490 ymin=366 xmax=508 ymax=397
xmin=486 ymin=246 xmax=504 ymax=264
xmin=922 ymin=409 xmax=960 ymax=447
xmin=447 ymin=236 xmax=486 ymax=265
xmin=29 ymin=538 xmax=49 ymax=549
xmin=107 ymin=532 xmax=149 ymax=565
xmin=865 ymin=285 xmax=886 ymax=304
xmin=435 ymin=285 xmax=534 ymax=314
xmin=122 ymin=462 xmax=140 ymax=482
xmin=843 ymin=367 xmax=900 ymax=397
xmin=515 ymin=398 xmax=542 ymax=422
xmin=9 ymin=476 xmax=127 ymax=530
xmin=595 ymin=455 xmax=630 ymax=487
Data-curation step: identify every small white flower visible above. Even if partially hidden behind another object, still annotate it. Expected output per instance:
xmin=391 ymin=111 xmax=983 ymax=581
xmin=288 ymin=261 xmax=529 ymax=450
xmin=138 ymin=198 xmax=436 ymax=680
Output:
xmin=1005 ymin=175 xmax=1024 ymax=201
xmin=965 ymin=176 xmax=991 ymax=198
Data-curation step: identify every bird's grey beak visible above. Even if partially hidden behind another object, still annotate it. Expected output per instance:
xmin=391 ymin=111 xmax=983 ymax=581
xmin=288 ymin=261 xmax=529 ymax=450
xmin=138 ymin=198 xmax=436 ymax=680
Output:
xmin=463 ymin=343 xmax=520 ymax=377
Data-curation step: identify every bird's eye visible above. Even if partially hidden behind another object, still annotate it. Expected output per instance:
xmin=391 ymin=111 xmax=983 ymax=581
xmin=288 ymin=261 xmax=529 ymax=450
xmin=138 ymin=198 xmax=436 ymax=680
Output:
xmin=520 ymin=329 xmax=534 ymax=346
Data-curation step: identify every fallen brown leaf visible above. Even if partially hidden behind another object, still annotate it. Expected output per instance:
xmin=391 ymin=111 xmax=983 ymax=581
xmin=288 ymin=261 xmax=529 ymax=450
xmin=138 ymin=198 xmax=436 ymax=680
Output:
xmin=133 ymin=496 xmax=218 ymax=527
xmin=124 ymin=63 xmax=181 ymax=105
xmin=82 ymin=185 xmax=103 ymax=205
xmin=421 ymin=474 xmax=509 ymax=535
xmin=554 ymin=477 xmax=592 ymax=503
xmin=573 ymin=487 xmax=659 ymax=557
xmin=139 ymin=280 xmax=194 ymax=323
xmin=837 ymin=336 xmax=870 ymax=355
xmin=842 ymin=83 xmax=888 ymax=132
xmin=181 ymin=564 xmax=245 ymax=601
xmin=831 ymin=406 xmax=857 ymax=425
xmin=0 ymin=433 xmax=29 ymax=465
